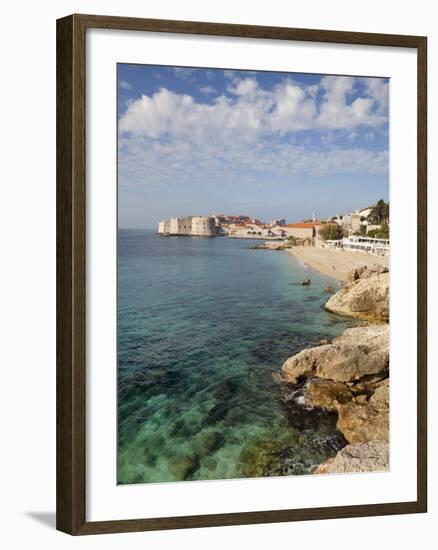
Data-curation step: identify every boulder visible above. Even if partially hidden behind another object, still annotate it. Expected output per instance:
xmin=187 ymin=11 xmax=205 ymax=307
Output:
xmin=254 ymin=242 xmax=285 ymax=250
xmin=314 ymin=440 xmax=389 ymax=474
xmin=360 ymin=264 xmax=389 ymax=279
xmin=336 ymin=379 xmax=389 ymax=444
xmin=319 ymin=338 xmax=331 ymax=345
xmin=168 ymin=456 xmax=200 ymax=480
xmin=347 ymin=265 xmax=368 ymax=282
xmin=348 ymin=372 xmax=388 ymax=398
xmin=281 ymin=324 xmax=389 ymax=384
xmin=347 ymin=264 xmax=388 ymax=282
xmin=304 ymin=379 xmax=353 ymax=411
xmin=325 ymin=271 xmax=389 ymax=322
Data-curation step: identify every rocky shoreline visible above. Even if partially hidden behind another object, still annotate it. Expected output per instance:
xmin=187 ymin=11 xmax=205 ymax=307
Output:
xmin=281 ymin=263 xmax=390 ymax=474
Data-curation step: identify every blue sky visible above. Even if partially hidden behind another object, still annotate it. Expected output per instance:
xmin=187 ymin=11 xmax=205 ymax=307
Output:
xmin=118 ymin=65 xmax=389 ymax=228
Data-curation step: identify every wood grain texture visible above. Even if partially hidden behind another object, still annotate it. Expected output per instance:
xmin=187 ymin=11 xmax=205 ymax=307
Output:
xmin=74 ymin=13 xmax=426 ymax=47
xmin=56 ymin=13 xmax=428 ymax=536
xmin=56 ymin=14 xmax=86 ymax=534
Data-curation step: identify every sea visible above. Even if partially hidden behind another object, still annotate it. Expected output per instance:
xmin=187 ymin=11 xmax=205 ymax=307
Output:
xmin=117 ymin=229 xmax=354 ymax=484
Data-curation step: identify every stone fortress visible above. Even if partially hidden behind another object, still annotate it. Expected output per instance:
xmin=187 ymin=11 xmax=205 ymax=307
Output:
xmin=157 ymin=204 xmax=388 ymax=256
xmin=158 ymin=216 xmax=216 ymax=237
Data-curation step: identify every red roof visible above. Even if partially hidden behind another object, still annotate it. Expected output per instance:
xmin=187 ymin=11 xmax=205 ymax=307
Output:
xmin=285 ymin=223 xmax=316 ymax=228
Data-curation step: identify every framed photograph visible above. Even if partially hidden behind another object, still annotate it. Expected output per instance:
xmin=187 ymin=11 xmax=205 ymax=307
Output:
xmin=56 ymin=14 xmax=427 ymax=535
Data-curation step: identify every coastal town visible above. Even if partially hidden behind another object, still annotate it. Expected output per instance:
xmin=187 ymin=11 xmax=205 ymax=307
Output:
xmin=157 ymin=200 xmax=390 ymax=262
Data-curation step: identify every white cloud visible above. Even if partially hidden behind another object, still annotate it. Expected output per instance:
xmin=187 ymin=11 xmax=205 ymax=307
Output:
xmin=119 ymin=131 xmax=388 ymax=189
xmin=321 ymin=133 xmax=335 ymax=145
xmin=119 ymin=87 xmax=264 ymax=142
xmin=269 ymin=82 xmax=317 ymax=133
xmin=315 ymin=76 xmax=386 ymax=130
xmin=119 ymin=80 xmax=132 ymax=90
xmin=118 ymin=75 xmax=389 ymax=187
xmin=364 ymin=78 xmax=389 ymax=113
xmin=228 ymin=78 xmax=259 ymax=96
xmin=172 ymin=67 xmax=196 ymax=79
xmin=199 ymin=85 xmax=217 ymax=94
xmin=223 ymin=70 xmax=236 ymax=79
xmin=120 ymin=76 xmax=388 ymax=142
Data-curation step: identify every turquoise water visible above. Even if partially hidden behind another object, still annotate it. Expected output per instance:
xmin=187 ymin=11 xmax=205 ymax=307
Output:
xmin=117 ymin=230 xmax=353 ymax=484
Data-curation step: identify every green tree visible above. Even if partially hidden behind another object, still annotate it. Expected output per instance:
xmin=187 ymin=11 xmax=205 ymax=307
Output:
xmin=370 ymin=199 xmax=390 ymax=224
xmin=318 ymin=224 xmax=343 ymax=241
xmin=367 ymin=223 xmax=389 ymax=239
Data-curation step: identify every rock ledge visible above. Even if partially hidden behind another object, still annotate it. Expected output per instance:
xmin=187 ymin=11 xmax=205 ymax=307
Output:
xmin=315 ymin=440 xmax=389 ymax=474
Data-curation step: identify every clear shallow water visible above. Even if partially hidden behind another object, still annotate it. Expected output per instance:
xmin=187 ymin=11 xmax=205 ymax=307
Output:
xmin=117 ymin=230 xmax=353 ymax=484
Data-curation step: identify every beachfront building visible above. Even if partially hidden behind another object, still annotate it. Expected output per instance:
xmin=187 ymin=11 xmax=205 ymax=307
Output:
xmin=342 ymin=236 xmax=389 ymax=256
xmin=228 ymin=223 xmax=256 ymax=237
xmin=322 ymin=235 xmax=390 ymax=257
xmin=277 ymin=222 xmax=322 ymax=240
xmin=323 ymin=239 xmax=343 ymax=249
xmin=227 ymin=222 xmax=282 ymax=239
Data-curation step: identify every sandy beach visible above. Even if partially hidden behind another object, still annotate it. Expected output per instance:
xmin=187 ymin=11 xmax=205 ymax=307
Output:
xmin=286 ymin=247 xmax=389 ymax=282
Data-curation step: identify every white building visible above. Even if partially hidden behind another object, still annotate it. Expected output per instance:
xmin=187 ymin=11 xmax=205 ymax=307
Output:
xmin=323 ymin=235 xmax=389 ymax=257
xmin=270 ymin=218 xmax=286 ymax=227
xmin=342 ymin=235 xmax=389 ymax=256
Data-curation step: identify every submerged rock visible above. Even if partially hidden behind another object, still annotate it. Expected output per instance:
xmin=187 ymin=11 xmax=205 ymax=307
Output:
xmin=325 ymin=270 xmax=389 ymax=322
xmin=204 ymin=457 xmax=217 ymax=471
xmin=239 ymin=439 xmax=285 ymax=478
xmin=281 ymin=324 xmax=389 ymax=384
xmin=314 ymin=440 xmax=389 ymax=474
xmin=168 ymin=456 xmax=200 ymax=480
xmin=195 ymin=431 xmax=225 ymax=457
xmin=204 ymin=402 xmax=229 ymax=425
xmin=302 ymin=279 xmax=311 ymax=286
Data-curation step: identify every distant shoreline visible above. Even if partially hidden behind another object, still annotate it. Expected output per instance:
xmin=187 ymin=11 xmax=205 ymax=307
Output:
xmin=286 ymin=247 xmax=389 ymax=282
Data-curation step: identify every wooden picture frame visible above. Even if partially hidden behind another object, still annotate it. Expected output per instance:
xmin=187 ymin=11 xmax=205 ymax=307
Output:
xmin=57 ymin=13 xmax=427 ymax=535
